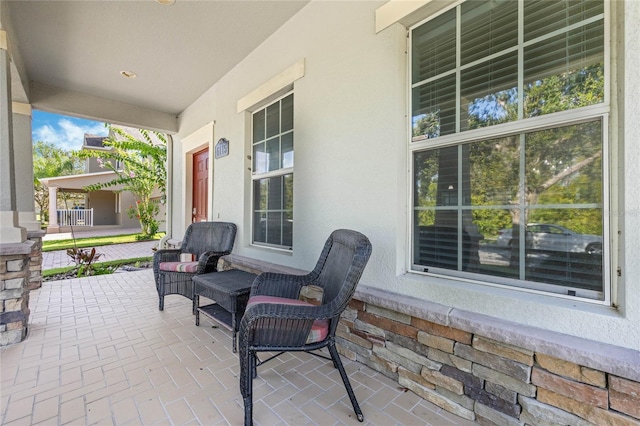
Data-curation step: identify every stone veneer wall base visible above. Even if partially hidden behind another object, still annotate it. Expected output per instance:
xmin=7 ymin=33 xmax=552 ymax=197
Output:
xmin=343 ymin=285 xmax=640 ymax=425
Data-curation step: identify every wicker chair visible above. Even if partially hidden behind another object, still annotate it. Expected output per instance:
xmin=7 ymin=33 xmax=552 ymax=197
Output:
xmin=153 ymin=222 xmax=237 ymax=312
xmin=238 ymin=229 xmax=372 ymax=426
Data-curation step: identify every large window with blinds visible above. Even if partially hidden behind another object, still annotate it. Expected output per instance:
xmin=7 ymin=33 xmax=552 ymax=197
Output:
xmin=410 ymin=0 xmax=608 ymax=301
xmin=252 ymin=93 xmax=294 ymax=249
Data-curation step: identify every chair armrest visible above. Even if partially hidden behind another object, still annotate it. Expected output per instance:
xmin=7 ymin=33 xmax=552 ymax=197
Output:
xmin=196 ymin=250 xmax=231 ymax=274
xmin=153 ymin=249 xmax=182 ymax=261
xmin=244 ymin=300 xmax=330 ymax=321
xmin=153 ymin=249 xmax=182 ymax=271
xmin=250 ymin=272 xmax=312 ymax=299
xmin=240 ymin=300 xmax=332 ymax=347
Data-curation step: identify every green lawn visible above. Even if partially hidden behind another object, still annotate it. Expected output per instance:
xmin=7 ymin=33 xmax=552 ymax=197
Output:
xmin=43 ymin=233 xmax=164 ymax=252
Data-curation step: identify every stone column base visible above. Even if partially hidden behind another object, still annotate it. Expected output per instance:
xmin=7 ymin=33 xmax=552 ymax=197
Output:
xmin=27 ymin=230 xmax=45 ymax=290
xmin=0 ymin=240 xmax=34 ymax=346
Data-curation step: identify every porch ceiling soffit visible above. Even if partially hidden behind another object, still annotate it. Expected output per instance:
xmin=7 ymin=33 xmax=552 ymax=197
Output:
xmin=5 ymin=0 xmax=310 ymax=127
xmin=30 ymin=82 xmax=179 ymax=134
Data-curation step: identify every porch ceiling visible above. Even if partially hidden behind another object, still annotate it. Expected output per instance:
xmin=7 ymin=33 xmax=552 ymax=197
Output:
xmin=4 ymin=0 xmax=308 ymax=128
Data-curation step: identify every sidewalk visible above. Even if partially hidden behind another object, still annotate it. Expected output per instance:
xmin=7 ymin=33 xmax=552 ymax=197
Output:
xmin=41 ymin=228 xmax=160 ymax=271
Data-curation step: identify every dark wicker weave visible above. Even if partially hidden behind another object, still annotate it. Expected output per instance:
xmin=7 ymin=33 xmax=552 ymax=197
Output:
xmin=193 ymin=269 xmax=256 ymax=352
xmin=238 ymin=229 xmax=372 ymax=426
xmin=152 ymin=222 xmax=237 ymax=313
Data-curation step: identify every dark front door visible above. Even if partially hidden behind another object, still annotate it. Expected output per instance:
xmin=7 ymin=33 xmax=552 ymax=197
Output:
xmin=192 ymin=148 xmax=209 ymax=223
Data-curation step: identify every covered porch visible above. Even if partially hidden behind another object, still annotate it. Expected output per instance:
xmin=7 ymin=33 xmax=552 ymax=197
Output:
xmin=0 ymin=270 xmax=470 ymax=426
xmin=39 ymin=172 xmax=143 ymax=234
xmin=2 ymin=1 xmax=640 ymax=425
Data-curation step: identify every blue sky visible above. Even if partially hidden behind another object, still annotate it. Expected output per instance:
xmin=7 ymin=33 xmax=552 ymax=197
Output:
xmin=32 ymin=111 xmax=108 ymax=151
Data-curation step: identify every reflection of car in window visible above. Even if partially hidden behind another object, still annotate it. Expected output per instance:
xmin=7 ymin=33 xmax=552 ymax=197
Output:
xmin=496 ymin=223 xmax=602 ymax=255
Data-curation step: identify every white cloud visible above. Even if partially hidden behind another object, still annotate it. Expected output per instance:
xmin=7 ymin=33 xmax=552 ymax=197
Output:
xmin=33 ymin=118 xmax=108 ymax=151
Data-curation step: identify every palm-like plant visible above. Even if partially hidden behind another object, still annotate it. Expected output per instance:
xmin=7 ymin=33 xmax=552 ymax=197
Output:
xmin=75 ymin=126 xmax=167 ymax=238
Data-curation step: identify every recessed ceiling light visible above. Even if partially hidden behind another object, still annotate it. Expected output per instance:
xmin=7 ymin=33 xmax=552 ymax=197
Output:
xmin=120 ymin=70 xmax=137 ymax=79
xmin=156 ymin=0 xmax=175 ymax=5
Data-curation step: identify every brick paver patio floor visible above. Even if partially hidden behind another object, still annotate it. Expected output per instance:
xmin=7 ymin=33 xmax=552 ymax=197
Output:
xmin=0 ymin=270 xmax=477 ymax=425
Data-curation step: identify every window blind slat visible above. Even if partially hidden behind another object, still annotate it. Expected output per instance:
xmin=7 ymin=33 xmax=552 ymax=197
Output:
xmin=524 ymin=0 xmax=603 ymax=41
xmin=412 ymin=8 xmax=456 ymax=84
xmin=461 ymin=0 xmax=518 ymax=65
xmin=412 ymin=74 xmax=457 ymax=140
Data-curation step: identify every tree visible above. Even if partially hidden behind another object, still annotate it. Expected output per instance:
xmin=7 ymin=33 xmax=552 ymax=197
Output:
xmin=33 ymin=141 xmax=84 ymax=223
xmin=465 ymin=63 xmax=604 ymax=234
xmin=74 ymin=126 xmax=167 ymax=238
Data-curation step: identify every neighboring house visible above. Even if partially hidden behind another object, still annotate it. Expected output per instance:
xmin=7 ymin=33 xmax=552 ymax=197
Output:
xmin=3 ymin=1 xmax=640 ymax=424
xmin=39 ymin=128 xmax=165 ymax=233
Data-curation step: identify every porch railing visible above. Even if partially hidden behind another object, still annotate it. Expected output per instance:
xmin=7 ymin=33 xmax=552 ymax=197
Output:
xmin=57 ymin=209 xmax=94 ymax=227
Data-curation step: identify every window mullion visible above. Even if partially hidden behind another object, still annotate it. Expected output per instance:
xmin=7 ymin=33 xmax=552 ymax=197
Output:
xmin=517 ymin=0 xmax=524 ymax=121
xmin=517 ymin=0 xmax=525 ymax=282
xmin=457 ymin=144 xmax=463 ymax=271
xmin=518 ymin=132 xmax=526 ymax=280
xmin=455 ymin=4 xmax=461 ymax=134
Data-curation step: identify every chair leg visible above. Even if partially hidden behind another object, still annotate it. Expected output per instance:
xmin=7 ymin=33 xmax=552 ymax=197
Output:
xmin=328 ymin=342 xmax=363 ymax=422
xmin=157 ymin=276 xmax=164 ymax=311
xmin=252 ymin=353 xmax=258 ymax=379
xmin=243 ymin=397 xmax=253 ymax=426
xmin=243 ymin=350 xmax=255 ymax=426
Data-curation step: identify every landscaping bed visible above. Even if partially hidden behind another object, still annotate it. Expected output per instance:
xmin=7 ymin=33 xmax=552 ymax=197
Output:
xmin=43 ymin=258 xmax=153 ymax=282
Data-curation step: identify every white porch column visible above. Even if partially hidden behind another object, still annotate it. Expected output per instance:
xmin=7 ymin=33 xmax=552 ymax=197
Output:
xmin=0 ymin=29 xmax=26 ymax=243
xmin=47 ymin=186 xmax=60 ymax=233
xmin=13 ymin=102 xmax=40 ymax=232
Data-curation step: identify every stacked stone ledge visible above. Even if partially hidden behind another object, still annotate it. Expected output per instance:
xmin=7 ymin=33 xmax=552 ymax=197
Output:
xmin=336 ymin=298 xmax=640 ymax=426
xmin=27 ymin=230 xmax=45 ymax=290
xmin=0 ymin=240 xmax=35 ymax=346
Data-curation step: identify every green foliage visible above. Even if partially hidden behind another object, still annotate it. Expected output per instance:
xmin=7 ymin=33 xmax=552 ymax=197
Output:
xmin=524 ymin=65 xmax=604 ymax=117
xmin=33 ymin=140 xmax=84 ymax=179
xmin=74 ymin=126 xmax=167 ymax=238
xmin=413 ymin=111 xmax=441 ymax=140
xmin=32 ymin=141 xmax=84 ymax=223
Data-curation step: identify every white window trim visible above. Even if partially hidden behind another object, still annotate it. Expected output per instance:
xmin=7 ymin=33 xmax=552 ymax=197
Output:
xmin=375 ymin=0 xmax=461 ymax=34
xmin=406 ymin=0 xmax=614 ymax=305
xmin=237 ymin=61 xmax=304 ymax=252
xmin=237 ymin=59 xmax=304 ymax=113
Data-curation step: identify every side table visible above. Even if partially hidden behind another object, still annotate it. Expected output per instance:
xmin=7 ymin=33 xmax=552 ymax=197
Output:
xmin=193 ymin=269 xmax=257 ymax=352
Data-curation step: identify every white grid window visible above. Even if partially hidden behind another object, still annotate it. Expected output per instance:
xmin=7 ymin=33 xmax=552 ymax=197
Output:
xmin=251 ymin=93 xmax=294 ymax=249
xmin=410 ymin=0 xmax=609 ymax=301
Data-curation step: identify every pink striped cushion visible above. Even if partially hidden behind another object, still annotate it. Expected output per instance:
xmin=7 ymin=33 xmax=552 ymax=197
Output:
xmin=247 ymin=295 xmax=329 ymax=343
xmin=159 ymin=261 xmax=199 ymax=273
